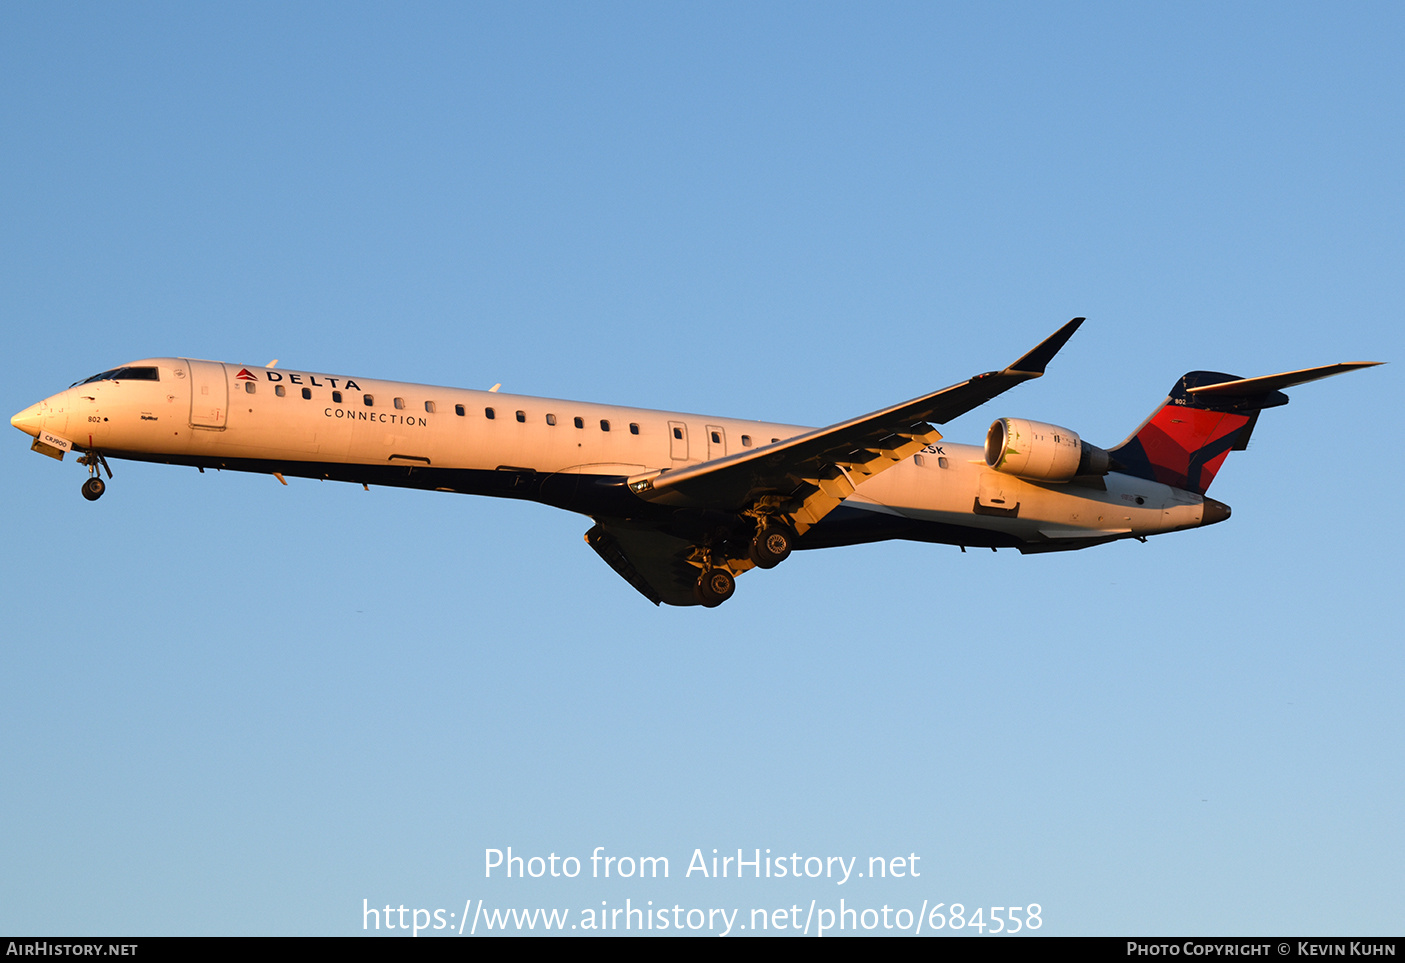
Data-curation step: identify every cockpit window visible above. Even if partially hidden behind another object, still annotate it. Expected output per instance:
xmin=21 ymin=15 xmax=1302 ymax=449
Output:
xmin=75 ymin=366 xmax=160 ymax=385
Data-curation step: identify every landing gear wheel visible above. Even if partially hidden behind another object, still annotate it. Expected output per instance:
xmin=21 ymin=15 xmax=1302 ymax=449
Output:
xmin=749 ymin=524 xmax=794 ymax=569
xmin=81 ymin=477 xmax=106 ymax=501
xmin=694 ymin=568 xmax=736 ymax=607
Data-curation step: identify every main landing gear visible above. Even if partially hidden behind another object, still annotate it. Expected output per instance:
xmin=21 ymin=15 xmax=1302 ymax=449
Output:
xmin=76 ymin=451 xmax=112 ymax=501
xmin=694 ymin=568 xmax=736 ymax=608
xmin=748 ymin=523 xmax=795 ymax=569
xmin=691 ymin=520 xmax=797 ymax=607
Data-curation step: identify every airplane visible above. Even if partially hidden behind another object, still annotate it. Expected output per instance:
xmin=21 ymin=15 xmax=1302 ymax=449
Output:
xmin=10 ymin=319 xmax=1380 ymax=607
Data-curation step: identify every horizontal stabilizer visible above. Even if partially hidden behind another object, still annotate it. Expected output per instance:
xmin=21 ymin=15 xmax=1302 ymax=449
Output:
xmin=1186 ymin=362 xmax=1382 ymax=398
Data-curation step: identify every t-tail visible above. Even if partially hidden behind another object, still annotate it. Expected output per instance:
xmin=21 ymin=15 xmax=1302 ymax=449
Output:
xmin=1109 ymin=363 xmax=1381 ymax=495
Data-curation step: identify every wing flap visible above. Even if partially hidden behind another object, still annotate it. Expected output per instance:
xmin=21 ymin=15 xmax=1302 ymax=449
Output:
xmin=585 ymin=521 xmax=708 ymax=607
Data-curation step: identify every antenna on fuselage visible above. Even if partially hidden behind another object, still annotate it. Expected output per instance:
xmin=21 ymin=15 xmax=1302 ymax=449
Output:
xmin=489 ymin=383 xmax=501 ymax=392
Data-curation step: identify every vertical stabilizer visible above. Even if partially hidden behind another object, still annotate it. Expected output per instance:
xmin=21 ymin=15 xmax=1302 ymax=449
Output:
xmin=1109 ymin=371 xmax=1279 ymax=494
xmin=1108 ymin=362 xmax=1379 ymax=494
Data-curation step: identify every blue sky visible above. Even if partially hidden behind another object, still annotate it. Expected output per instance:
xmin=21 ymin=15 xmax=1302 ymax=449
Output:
xmin=2 ymin=3 xmax=1400 ymax=936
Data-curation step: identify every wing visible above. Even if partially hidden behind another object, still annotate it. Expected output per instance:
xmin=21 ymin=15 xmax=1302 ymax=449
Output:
xmin=582 ymin=318 xmax=1087 ymax=606
xmin=624 ymin=317 xmax=1084 ymax=533
xmin=584 ymin=520 xmax=702 ymax=607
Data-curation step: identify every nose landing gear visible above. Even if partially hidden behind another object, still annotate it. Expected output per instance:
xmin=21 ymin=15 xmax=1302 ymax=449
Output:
xmin=76 ymin=451 xmax=112 ymax=501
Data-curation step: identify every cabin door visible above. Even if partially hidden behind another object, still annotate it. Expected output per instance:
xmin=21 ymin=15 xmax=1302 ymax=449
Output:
xmin=706 ymin=425 xmax=726 ymax=461
xmin=186 ymin=359 xmax=228 ymax=429
xmin=668 ymin=421 xmax=688 ymax=461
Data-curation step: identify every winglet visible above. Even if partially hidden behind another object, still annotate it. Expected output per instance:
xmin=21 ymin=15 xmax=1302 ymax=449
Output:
xmin=1003 ymin=317 xmax=1085 ymax=377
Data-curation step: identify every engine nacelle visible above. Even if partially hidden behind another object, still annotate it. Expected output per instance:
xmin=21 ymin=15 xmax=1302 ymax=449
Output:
xmin=984 ymin=418 xmax=1112 ymax=482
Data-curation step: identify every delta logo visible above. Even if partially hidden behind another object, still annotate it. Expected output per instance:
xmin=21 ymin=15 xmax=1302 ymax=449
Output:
xmin=244 ymin=366 xmax=363 ymax=391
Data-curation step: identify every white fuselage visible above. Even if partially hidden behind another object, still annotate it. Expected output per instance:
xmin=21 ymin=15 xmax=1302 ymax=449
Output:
xmin=12 ymin=357 xmax=1210 ymax=550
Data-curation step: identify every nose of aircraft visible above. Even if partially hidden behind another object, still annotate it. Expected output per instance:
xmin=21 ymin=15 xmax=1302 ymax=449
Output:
xmin=11 ymin=402 xmax=44 ymax=438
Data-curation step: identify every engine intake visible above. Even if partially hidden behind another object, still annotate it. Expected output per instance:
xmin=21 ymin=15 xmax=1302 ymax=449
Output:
xmin=985 ymin=418 xmax=1111 ymax=482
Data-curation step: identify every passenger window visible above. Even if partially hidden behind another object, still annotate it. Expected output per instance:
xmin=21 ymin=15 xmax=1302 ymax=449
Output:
xmin=600 ymin=420 xmax=610 ymax=432
xmin=574 ymin=417 xmax=584 ymax=429
xmin=771 ymin=438 xmax=779 ymax=444
xmin=425 ymin=401 xmax=436 ymax=413
xmin=516 ymin=410 xmax=526 ymax=423
xmin=332 ymin=390 xmax=342 ymax=403
xmin=629 ymin=423 xmax=639 ymax=435
xmin=914 ymin=454 xmax=925 ymax=467
xmin=244 ymin=382 xmax=256 ymax=394
xmin=485 ymin=407 xmax=496 ymax=419
xmin=275 ymin=384 xmax=286 ymax=397
xmin=302 ymin=387 xmax=312 ymax=400
xmin=546 ymin=413 xmax=557 ymax=426
xmin=394 ymin=397 xmax=405 ymax=410
xmin=741 ymin=435 xmax=752 ymax=446
xmin=938 ymin=456 xmax=949 ymax=469
xmin=363 ymin=394 xmax=374 ymax=406
xmin=455 ymin=404 xmax=465 ymax=416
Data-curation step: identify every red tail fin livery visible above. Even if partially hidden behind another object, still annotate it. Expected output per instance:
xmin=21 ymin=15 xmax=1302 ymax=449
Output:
xmin=1110 ymin=364 xmax=1377 ymax=495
